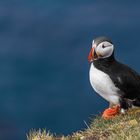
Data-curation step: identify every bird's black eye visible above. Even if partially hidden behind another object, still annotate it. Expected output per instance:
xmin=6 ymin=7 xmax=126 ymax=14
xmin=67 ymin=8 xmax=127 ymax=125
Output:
xmin=102 ymin=44 xmax=106 ymax=48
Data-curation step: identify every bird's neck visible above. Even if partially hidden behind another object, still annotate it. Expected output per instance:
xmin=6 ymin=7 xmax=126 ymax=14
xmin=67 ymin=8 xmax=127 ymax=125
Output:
xmin=93 ymin=54 xmax=115 ymax=71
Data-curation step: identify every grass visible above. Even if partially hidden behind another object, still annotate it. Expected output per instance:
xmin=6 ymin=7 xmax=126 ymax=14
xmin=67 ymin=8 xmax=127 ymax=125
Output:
xmin=27 ymin=108 xmax=140 ymax=140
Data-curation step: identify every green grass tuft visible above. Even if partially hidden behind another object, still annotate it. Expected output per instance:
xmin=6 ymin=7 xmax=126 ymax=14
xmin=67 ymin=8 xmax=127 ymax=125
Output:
xmin=27 ymin=108 xmax=140 ymax=140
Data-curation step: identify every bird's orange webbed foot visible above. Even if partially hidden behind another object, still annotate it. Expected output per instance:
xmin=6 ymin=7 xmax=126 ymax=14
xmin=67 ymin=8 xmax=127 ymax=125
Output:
xmin=102 ymin=105 xmax=120 ymax=119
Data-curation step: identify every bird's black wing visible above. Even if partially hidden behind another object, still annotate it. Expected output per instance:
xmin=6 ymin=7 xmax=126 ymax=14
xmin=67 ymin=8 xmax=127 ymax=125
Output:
xmin=109 ymin=61 xmax=140 ymax=99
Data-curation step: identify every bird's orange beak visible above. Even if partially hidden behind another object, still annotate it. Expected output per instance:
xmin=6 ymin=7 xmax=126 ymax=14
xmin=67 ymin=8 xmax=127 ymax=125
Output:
xmin=88 ymin=47 xmax=94 ymax=62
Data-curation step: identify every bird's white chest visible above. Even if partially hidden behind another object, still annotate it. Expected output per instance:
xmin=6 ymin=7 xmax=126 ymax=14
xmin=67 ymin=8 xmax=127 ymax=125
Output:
xmin=89 ymin=63 xmax=120 ymax=104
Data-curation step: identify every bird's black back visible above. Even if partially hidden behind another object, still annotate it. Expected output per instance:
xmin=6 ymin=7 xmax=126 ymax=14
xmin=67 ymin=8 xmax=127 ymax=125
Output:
xmin=93 ymin=55 xmax=140 ymax=100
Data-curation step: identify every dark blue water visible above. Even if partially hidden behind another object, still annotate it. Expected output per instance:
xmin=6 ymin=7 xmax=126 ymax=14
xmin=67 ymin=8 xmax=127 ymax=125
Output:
xmin=0 ymin=1 xmax=140 ymax=140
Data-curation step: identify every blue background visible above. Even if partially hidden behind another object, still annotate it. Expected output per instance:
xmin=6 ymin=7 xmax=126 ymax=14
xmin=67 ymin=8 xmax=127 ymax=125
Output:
xmin=0 ymin=0 xmax=140 ymax=140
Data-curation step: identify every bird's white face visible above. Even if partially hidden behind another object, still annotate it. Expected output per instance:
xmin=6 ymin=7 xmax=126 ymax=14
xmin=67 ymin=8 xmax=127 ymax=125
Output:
xmin=88 ymin=40 xmax=114 ymax=62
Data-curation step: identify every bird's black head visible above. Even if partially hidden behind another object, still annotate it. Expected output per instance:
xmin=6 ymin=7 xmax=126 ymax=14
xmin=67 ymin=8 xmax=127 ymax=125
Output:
xmin=88 ymin=36 xmax=114 ymax=62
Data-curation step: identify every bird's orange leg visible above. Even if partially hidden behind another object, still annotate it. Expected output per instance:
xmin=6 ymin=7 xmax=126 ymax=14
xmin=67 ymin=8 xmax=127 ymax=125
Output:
xmin=102 ymin=105 xmax=120 ymax=119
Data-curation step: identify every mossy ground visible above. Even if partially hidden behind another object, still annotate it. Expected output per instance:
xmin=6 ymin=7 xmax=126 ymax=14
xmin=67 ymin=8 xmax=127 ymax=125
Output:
xmin=27 ymin=108 xmax=140 ymax=140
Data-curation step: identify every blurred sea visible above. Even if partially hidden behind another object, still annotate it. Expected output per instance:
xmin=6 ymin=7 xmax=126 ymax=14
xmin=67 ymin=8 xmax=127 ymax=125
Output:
xmin=0 ymin=1 xmax=140 ymax=140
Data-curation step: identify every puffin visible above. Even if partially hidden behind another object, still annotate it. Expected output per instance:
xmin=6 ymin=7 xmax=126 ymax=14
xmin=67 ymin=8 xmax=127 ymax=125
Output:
xmin=88 ymin=36 xmax=140 ymax=119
